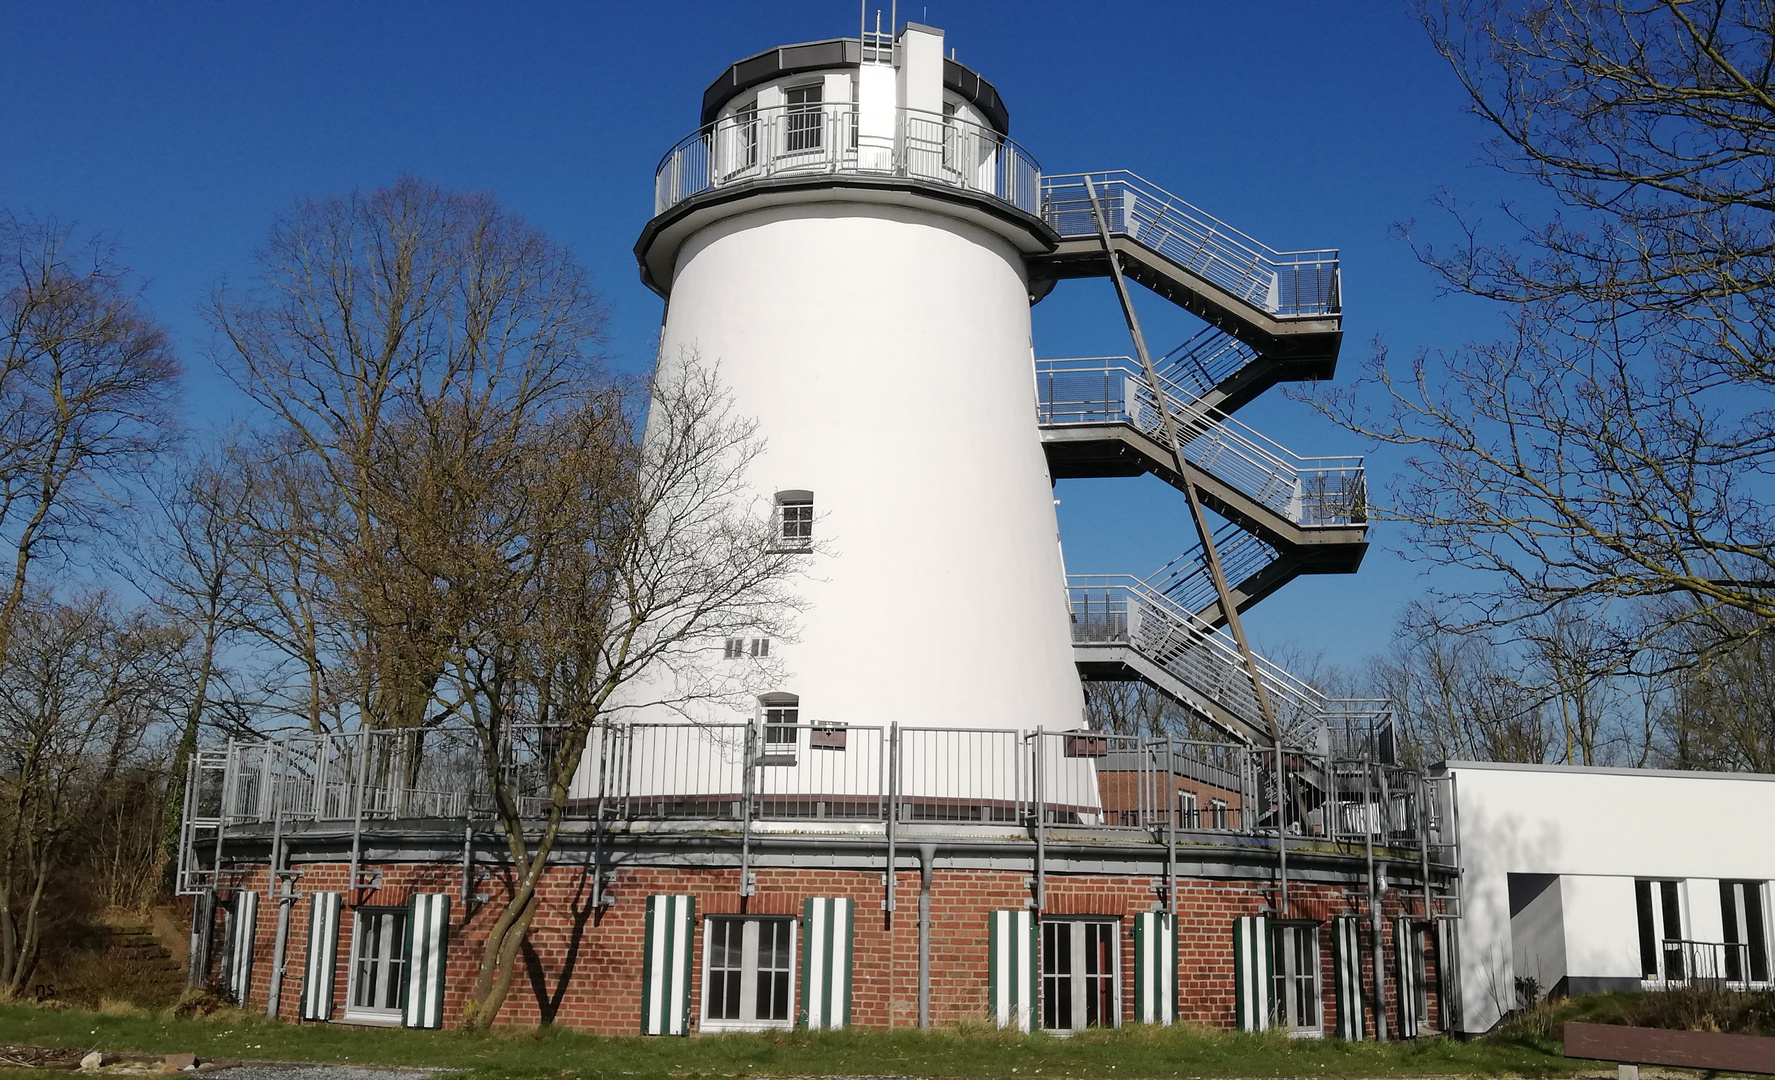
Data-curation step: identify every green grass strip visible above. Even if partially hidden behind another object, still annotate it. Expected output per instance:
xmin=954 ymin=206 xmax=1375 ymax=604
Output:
xmin=0 ymin=1003 xmax=1582 ymax=1080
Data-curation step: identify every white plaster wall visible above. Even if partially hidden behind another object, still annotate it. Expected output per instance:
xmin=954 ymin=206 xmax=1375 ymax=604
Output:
xmin=1557 ymin=875 xmax=1641 ymax=982
xmin=1688 ymin=878 xmax=1725 ymax=946
xmin=584 ymin=199 xmax=1084 ymax=772
xmin=1444 ymin=762 xmax=1775 ymax=1034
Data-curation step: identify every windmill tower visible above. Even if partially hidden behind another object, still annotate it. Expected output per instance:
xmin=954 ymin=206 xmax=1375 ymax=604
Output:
xmin=577 ymin=18 xmax=1369 ymax=812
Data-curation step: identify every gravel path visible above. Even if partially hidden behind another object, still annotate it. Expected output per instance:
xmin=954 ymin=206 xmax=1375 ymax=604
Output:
xmin=205 ymin=1067 xmax=450 ymax=1080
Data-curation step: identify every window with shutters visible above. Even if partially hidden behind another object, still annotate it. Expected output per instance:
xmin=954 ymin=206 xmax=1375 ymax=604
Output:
xmin=345 ymin=907 xmax=408 ymax=1022
xmin=1040 ymin=919 xmax=1119 ymax=1031
xmin=1635 ymin=879 xmax=1688 ymax=982
xmin=1721 ymin=880 xmax=1772 ymax=984
xmin=702 ymin=916 xmax=796 ymax=1031
xmin=1270 ymin=922 xmax=1322 ymax=1035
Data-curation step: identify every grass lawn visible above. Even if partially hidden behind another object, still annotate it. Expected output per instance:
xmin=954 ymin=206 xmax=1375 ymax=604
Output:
xmin=0 ymin=1003 xmax=1584 ymax=1079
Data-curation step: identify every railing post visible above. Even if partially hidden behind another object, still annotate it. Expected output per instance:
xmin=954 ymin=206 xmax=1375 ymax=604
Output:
xmin=885 ymin=722 xmax=899 ymax=917
xmin=739 ymin=718 xmax=756 ymax=899
xmin=1032 ymin=728 xmax=1046 ymax=912
xmin=1165 ymin=737 xmax=1178 ymax=919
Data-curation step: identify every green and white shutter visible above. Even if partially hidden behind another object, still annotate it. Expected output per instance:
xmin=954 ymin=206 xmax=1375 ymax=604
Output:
xmin=300 ymin=892 xmax=341 ymax=1021
xmin=987 ymin=910 xmax=1037 ymax=1032
xmin=1331 ymin=915 xmax=1364 ymax=1040
xmin=402 ymin=894 xmax=450 ymax=1029
xmin=1232 ymin=915 xmax=1272 ymax=1032
xmin=641 ymin=895 xmax=695 ymax=1036
xmin=228 ymin=891 xmax=259 ymax=1005
xmin=799 ymin=897 xmax=853 ymax=1030
xmin=1394 ymin=918 xmax=1420 ymax=1038
xmin=1132 ymin=911 xmax=1176 ymax=1025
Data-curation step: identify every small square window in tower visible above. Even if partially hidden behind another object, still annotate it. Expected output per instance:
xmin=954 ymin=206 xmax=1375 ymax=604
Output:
xmin=1270 ymin=922 xmax=1322 ymax=1035
xmin=346 ymin=907 xmax=408 ymax=1022
xmin=758 ymin=693 xmax=798 ymax=766
xmin=1040 ymin=919 xmax=1119 ymax=1032
xmin=773 ymin=490 xmax=813 ymax=551
xmin=703 ymin=916 xmax=795 ymax=1031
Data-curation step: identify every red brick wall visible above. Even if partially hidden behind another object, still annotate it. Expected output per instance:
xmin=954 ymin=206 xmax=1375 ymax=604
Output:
xmin=207 ymin=859 xmax=1440 ymax=1037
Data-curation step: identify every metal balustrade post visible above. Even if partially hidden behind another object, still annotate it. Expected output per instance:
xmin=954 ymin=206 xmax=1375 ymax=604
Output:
xmin=885 ymin=722 xmax=899 ymax=916
xmin=347 ymin=731 xmax=370 ymax=893
xmin=739 ymin=718 xmax=757 ymax=899
xmin=1166 ymin=737 xmax=1178 ymax=918
xmin=1033 ymin=728 xmax=1046 ymax=911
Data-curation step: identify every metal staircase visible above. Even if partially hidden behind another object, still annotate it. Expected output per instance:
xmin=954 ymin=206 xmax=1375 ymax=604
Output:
xmin=1034 ymin=172 xmax=1342 ymax=368
xmin=1036 ymin=169 xmax=1373 ymax=749
xmin=1068 ymin=576 xmax=1327 ymax=746
xmin=1035 ymin=355 xmax=1368 ymax=621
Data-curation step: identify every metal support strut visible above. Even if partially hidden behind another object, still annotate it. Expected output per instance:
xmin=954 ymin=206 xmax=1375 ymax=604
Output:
xmin=1083 ymin=176 xmax=1290 ymax=913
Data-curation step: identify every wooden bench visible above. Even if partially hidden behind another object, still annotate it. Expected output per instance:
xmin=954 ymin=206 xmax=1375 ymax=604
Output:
xmin=1565 ymin=1021 xmax=1775 ymax=1077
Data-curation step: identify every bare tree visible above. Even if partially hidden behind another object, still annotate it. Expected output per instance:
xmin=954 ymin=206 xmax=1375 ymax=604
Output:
xmin=1369 ymin=603 xmax=1553 ymax=766
xmin=1313 ymin=1 xmax=1775 ymax=657
xmin=0 ymin=215 xmax=180 ymax=668
xmin=210 ymin=177 xmax=606 ymax=733
xmin=0 ymin=596 xmax=178 ymax=993
xmin=1651 ymin=604 xmax=1775 ymax=771
xmin=448 ymin=361 xmax=802 ymax=1028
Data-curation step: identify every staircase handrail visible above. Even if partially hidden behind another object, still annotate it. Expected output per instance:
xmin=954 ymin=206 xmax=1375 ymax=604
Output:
xmin=1036 ymin=356 xmax=1366 ymax=527
xmin=1066 ymin=573 xmax=1327 ymax=741
xmin=1042 ymin=171 xmax=1340 ymax=318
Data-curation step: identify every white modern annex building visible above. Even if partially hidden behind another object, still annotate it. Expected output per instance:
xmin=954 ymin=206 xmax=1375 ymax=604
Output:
xmin=1438 ymin=761 xmax=1775 ymax=1035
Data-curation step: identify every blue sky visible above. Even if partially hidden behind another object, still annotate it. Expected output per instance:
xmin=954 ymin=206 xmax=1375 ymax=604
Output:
xmin=0 ymin=1 xmax=1530 ymax=676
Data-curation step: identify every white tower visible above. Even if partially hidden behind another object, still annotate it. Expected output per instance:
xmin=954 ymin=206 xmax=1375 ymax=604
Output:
xmin=631 ymin=24 xmax=1085 ymax=736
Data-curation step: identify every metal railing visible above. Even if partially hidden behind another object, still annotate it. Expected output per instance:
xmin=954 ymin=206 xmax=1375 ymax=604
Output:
xmin=1652 ymin=939 xmax=1760 ymax=986
xmin=1153 ymin=326 xmax=1261 ymax=409
xmin=654 ymin=103 xmax=1042 ymax=216
xmin=1042 ymin=171 xmax=1341 ymax=318
xmin=1066 ymin=574 xmax=1328 ymax=742
xmin=180 ymin=717 xmax=1440 ymax=889
xmin=1145 ymin=526 xmax=1279 ymax=618
xmin=1036 ymin=356 xmax=1367 ymax=528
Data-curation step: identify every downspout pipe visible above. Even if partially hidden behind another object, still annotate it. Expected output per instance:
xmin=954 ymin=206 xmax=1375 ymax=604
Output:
xmin=918 ymin=843 xmax=935 ymax=1030
xmin=265 ymin=747 xmax=291 ymax=1016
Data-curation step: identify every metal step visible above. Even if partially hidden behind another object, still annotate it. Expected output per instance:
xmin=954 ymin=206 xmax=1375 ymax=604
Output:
xmin=1033 ymin=172 xmax=1342 ymax=370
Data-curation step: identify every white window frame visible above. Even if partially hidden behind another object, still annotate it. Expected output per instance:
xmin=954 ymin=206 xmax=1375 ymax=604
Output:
xmin=1177 ymin=790 xmax=1198 ymax=829
xmin=1636 ymin=878 xmax=1689 ymax=984
xmin=724 ymin=638 xmax=745 ymax=659
xmin=700 ymin=916 xmax=797 ymax=1032
xmin=1209 ymin=798 xmax=1230 ymax=830
xmin=1271 ymin=921 xmax=1323 ymax=1036
xmin=1720 ymin=879 xmax=1772 ymax=986
xmin=344 ymin=906 xmax=408 ymax=1024
xmin=1039 ymin=918 xmax=1120 ymax=1032
xmin=775 ymin=501 xmax=813 ymax=550
xmin=782 ymin=83 xmax=824 ymax=154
